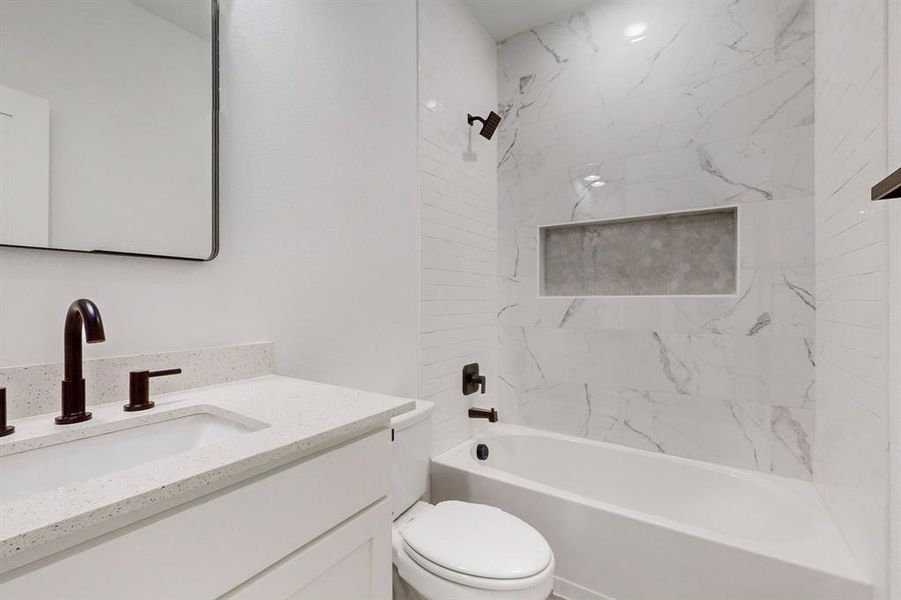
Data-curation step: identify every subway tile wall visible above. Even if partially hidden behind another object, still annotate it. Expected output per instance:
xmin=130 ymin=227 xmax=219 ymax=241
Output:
xmin=418 ymin=0 xmax=499 ymax=453
xmin=814 ymin=0 xmax=892 ymax=596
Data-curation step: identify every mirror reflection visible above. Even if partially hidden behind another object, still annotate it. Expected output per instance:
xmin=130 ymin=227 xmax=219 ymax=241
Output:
xmin=0 ymin=0 xmax=216 ymax=259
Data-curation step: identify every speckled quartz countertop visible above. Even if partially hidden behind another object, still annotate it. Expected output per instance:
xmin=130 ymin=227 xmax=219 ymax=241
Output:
xmin=0 ymin=375 xmax=414 ymax=570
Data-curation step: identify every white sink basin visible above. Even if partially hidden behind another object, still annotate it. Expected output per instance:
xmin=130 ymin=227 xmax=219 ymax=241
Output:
xmin=0 ymin=412 xmax=256 ymax=505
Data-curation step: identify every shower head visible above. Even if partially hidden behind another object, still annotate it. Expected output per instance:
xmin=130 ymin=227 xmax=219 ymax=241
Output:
xmin=467 ymin=111 xmax=502 ymax=140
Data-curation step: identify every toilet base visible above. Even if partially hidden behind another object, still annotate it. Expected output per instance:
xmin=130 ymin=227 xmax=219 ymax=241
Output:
xmin=393 ymin=565 xmax=428 ymax=600
xmin=392 ymin=562 xmax=554 ymax=600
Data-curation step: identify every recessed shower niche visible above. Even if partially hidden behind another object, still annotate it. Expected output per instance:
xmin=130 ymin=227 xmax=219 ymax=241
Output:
xmin=539 ymin=207 xmax=738 ymax=297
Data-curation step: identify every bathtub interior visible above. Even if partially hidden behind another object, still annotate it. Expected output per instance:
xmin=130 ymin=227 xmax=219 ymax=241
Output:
xmin=434 ymin=424 xmax=868 ymax=588
xmin=466 ymin=428 xmax=817 ymax=541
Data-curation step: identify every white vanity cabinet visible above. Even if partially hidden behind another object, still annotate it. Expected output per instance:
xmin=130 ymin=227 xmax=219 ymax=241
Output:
xmin=0 ymin=429 xmax=393 ymax=600
xmin=223 ymin=498 xmax=391 ymax=599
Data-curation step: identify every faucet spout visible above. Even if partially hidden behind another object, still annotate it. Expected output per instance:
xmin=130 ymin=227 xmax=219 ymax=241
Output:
xmin=468 ymin=407 xmax=498 ymax=423
xmin=57 ymin=299 xmax=105 ymax=424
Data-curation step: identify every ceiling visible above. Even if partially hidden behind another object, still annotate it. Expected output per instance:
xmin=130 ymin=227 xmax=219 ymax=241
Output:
xmin=462 ymin=0 xmax=593 ymax=42
xmin=131 ymin=0 xmax=211 ymax=41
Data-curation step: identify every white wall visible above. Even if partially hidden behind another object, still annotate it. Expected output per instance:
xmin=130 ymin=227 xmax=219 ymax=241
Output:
xmin=496 ymin=0 xmax=816 ymax=478
xmin=814 ymin=1 xmax=892 ymax=597
xmin=418 ymin=0 xmax=499 ymax=452
xmin=0 ymin=0 xmax=211 ymax=257
xmin=0 ymin=0 xmax=420 ymax=400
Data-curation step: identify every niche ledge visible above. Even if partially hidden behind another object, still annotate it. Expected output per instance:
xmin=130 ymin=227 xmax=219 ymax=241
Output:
xmin=539 ymin=207 xmax=738 ymax=297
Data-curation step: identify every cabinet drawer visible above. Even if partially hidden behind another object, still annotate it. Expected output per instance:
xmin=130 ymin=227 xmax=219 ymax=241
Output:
xmin=222 ymin=498 xmax=392 ymax=600
xmin=0 ymin=429 xmax=390 ymax=599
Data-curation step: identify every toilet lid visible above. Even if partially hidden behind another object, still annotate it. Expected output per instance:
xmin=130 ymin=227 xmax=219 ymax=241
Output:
xmin=399 ymin=501 xmax=552 ymax=580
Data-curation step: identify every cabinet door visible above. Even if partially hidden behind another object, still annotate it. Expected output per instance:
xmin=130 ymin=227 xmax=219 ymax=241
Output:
xmin=221 ymin=498 xmax=392 ymax=600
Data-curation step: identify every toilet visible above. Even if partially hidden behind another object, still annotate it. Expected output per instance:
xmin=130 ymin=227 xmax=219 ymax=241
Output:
xmin=390 ymin=401 xmax=555 ymax=600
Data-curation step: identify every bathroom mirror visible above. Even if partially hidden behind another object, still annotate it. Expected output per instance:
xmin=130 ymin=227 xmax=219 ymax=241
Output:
xmin=0 ymin=0 xmax=218 ymax=261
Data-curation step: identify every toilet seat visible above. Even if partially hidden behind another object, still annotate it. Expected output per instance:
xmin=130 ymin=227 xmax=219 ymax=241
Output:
xmin=393 ymin=501 xmax=555 ymax=599
xmin=401 ymin=541 xmax=554 ymax=592
xmin=401 ymin=501 xmax=552 ymax=581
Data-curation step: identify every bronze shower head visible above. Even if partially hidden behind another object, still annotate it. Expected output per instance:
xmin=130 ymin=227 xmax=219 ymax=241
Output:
xmin=467 ymin=111 xmax=502 ymax=140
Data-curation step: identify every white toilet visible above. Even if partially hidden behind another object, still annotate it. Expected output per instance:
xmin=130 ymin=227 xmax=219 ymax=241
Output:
xmin=390 ymin=400 xmax=555 ymax=600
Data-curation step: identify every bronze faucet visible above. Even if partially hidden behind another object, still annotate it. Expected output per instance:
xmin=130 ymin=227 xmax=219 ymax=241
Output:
xmin=124 ymin=368 xmax=182 ymax=412
xmin=468 ymin=407 xmax=498 ymax=422
xmin=57 ymin=299 xmax=105 ymax=424
xmin=1 ymin=388 xmax=14 ymax=437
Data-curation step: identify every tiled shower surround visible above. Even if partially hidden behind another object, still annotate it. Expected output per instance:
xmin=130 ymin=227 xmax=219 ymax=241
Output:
xmin=814 ymin=0 xmax=894 ymax=593
xmin=418 ymin=0 xmax=499 ymax=453
xmin=496 ymin=0 xmax=816 ymax=478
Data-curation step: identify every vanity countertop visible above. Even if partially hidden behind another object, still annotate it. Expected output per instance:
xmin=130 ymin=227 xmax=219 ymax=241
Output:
xmin=0 ymin=375 xmax=414 ymax=568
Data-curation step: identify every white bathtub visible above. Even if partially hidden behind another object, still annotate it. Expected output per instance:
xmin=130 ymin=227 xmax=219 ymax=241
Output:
xmin=430 ymin=424 xmax=871 ymax=600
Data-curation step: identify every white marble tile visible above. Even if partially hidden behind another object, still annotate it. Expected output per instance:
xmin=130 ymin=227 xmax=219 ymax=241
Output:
xmin=500 ymin=130 xmax=813 ymax=235
xmin=775 ymin=0 xmax=814 ymax=61
xmin=501 ymin=326 xmax=813 ymax=404
xmin=740 ymin=197 xmax=815 ymax=268
xmin=497 ymin=0 xmax=815 ymax=479
xmin=498 ymin=106 xmax=619 ymax=181
xmin=512 ymin=379 xmax=812 ymax=478
xmin=772 ymin=123 xmax=815 ymax=199
xmin=600 ymin=0 xmax=775 ymax=102
xmin=502 ymin=262 xmax=812 ymax=332
xmin=624 ymin=136 xmax=772 ymax=212
xmin=691 ymin=54 xmax=814 ymax=138
xmin=500 ymin=56 xmax=814 ymax=184
xmin=498 ymin=0 xmax=779 ymax=128
xmin=624 ymin=125 xmax=813 ymax=210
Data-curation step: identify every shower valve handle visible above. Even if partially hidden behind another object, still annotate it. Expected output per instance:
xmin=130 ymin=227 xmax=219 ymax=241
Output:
xmin=463 ymin=363 xmax=486 ymax=395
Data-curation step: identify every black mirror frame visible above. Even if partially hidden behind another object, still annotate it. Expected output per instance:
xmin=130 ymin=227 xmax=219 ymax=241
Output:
xmin=0 ymin=0 xmax=220 ymax=262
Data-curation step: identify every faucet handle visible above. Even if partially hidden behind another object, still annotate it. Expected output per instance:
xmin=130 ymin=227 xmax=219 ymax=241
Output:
xmin=124 ymin=369 xmax=182 ymax=412
xmin=148 ymin=368 xmax=182 ymax=378
xmin=462 ymin=363 xmax=487 ymax=395
xmin=0 ymin=388 xmax=14 ymax=437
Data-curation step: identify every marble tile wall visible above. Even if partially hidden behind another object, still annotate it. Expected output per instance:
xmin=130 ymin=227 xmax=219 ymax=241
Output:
xmin=541 ymin=208 xmax=737 ymax=296
xmin=418 ymin=0 xmax=499 ymax=453
xmin=496 ymin=0 xmax=816 ymax=478
xmin=813 ymin=1 xmax=892 ymax=597
xmin=0 ymin=343 xmax=273 ymax=419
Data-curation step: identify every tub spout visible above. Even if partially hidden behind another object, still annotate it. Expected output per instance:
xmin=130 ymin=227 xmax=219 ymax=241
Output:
xmin=469 ymin=407 xmax=498 ymax=423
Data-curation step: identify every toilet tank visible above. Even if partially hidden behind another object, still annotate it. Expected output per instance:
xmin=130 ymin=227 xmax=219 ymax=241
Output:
xmin=390 ymin=400 xmax=434 ymax=518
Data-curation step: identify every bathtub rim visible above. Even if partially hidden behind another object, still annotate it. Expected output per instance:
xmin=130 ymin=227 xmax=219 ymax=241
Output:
xmin=431 ymin=422 xmax=870 ymax=587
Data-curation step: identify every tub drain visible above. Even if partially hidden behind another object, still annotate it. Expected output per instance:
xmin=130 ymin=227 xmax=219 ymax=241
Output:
xmin=476 ymin=443 xmax=489 ymax=461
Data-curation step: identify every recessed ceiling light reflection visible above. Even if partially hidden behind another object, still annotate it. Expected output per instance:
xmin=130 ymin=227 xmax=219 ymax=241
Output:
xmin=624 ymin=21 xmax=648 ymax=40
xmin=590 ymin=181 xmax=606 ymax=188
xmin=583 ymin=175 xmax=601 ymax=182
xmin=628 ymin=35 xmax=647 ymax=43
